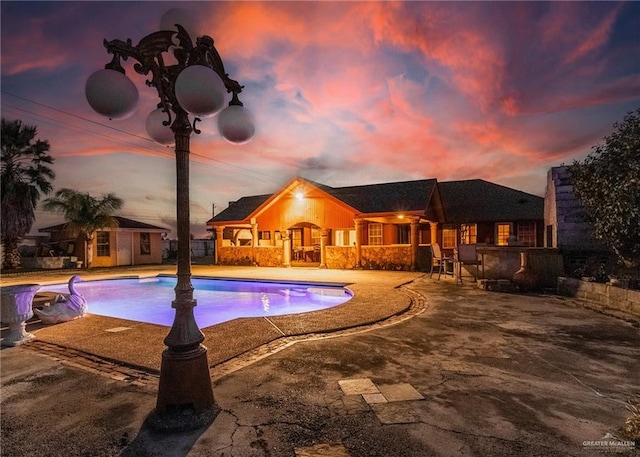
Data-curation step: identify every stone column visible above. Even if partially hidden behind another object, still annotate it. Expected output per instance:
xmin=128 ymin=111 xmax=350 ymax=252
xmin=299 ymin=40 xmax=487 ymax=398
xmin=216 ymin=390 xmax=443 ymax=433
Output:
xmin=319 ymin=228 xmax=329 ymax=269
xmin=214 ymin=226 xmax=224 ymax=265
xmin=282 ymin=230 xmax=291 ymax=267
xmin=251 ymin=218 xmax=258 ymax=265
xmin=429 ymin=222 xmax=438 ymax=245
xmin=410 ymin=217 xmax=420 ymax=271
xmin=354 ymin=218 xmax=363 ymax=269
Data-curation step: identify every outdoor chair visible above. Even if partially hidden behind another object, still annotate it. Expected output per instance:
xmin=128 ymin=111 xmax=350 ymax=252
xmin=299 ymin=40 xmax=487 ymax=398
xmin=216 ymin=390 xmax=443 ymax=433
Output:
xmin=429 ymin=243 xmax=452 ymax=280
xmin=454 ymin=244 xmax=483 ymax=284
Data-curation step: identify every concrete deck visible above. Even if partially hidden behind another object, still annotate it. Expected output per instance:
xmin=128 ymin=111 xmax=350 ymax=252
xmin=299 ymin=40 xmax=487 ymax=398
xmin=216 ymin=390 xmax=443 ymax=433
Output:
xmin=2 ymin=266 xmax=422 ymax=372
xmin=1 ymin=266 xmax=639 ymax=456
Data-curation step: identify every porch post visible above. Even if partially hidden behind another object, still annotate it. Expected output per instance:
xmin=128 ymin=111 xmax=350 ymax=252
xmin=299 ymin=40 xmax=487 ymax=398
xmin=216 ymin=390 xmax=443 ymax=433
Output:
xmin=250 ymin=218 xmax=258 ymax=265
xmin=410 ymin=217 xmax=420 ymax=271
xmin=214 ymin=226 xmax=224 ymax=265
xmin=319 ymin=228 xmax=329 ymax=269
xmin=282 ymin=230 xmax=291 ymax=267
xmin=429 ymin=222 xmax=438 ymax=245
xmin=354 ymin=218 xmax=363 ymax=269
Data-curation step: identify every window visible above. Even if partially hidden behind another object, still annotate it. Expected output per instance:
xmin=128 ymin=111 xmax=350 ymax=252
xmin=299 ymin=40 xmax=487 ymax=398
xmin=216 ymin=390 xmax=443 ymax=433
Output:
xmin=291 ymin=229 xmax=302 ymax=248
xmin=442 ymin=225 xmax=457 ymax=249
xmin=140 ymin=232 xmax=151 ymax=255
xmin=397 ymin=225 xmax=410 ymax=244
xmin=496 ymin=223 xmax=512 ymax=246
xmin=335 ymin=229 xmax=356 ymax=246
xmin=96 ymin=231 xmax=110 ymax=257
xmin=259 ymin=231 xmax=271 ymax=240
xmin=460 ymin=224 xmax=477 ymax=244
xmin=368 ymin=223 xmax=383 ymax=245
xmin=311 ymin=228 xmax=321 ymax=246
xmin=517 ymin=222 xmax=536 ymax=247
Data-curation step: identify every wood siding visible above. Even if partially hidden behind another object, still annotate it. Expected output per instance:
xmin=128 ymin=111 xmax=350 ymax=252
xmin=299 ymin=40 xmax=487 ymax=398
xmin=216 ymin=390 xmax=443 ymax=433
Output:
xmin=256 ymin=191 xmax=356 ymax=232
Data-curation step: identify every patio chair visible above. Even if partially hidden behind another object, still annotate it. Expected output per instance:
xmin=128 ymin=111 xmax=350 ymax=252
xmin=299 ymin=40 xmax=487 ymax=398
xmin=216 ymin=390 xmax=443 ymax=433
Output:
xmin=454 ymin=244 xmax=483 ymax=284
xmin=429 ymin=243 xmax=451 ymax=280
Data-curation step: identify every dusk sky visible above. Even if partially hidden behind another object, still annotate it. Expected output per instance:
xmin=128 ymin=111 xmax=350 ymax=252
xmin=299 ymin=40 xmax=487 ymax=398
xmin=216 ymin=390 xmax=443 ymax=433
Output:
xmin=2 ymin=1 xmax=639 ymax=238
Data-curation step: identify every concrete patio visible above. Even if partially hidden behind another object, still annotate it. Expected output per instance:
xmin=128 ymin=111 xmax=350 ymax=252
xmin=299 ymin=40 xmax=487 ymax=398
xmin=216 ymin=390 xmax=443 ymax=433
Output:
xmin=1 ymin=266 xmax=639 ymax=456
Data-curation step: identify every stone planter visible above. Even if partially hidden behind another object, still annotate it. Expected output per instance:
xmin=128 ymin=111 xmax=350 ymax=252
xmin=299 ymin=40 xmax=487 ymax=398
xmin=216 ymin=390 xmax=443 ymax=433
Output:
xmin=1 ymin=284 xmax=41 ymax=346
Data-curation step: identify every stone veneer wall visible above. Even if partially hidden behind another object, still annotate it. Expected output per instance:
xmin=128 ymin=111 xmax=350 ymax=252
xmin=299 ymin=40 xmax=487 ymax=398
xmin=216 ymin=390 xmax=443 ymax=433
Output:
xmin=326 ymin=246 xmax=357 ymax=269
xmin=361 ymin=246 xmax=409 ymax=270
xmin=557 ymin=277 xmax=640 ymax=318
xmin=220 ymin=245 xmax=432 ymax=270
xmin=255 ymin=247 xmax=283 ymax=267
xmin=362 ymin=246 xmax=415 ymax=271
xmin=218 ymin=246 xmax=253 ymax=266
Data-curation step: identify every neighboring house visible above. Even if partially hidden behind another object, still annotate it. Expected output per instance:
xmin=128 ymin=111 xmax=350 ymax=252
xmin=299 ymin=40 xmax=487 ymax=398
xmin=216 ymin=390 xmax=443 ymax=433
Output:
xmin=544 ymin=166 xmax=603 ymax=250
xmin=544 ymin=166 xmax=610 ymax=275
xmin=207 ymin=177 xmax=545 ymax=271
xmin=39 ymin=216 xmax=168 ymax=267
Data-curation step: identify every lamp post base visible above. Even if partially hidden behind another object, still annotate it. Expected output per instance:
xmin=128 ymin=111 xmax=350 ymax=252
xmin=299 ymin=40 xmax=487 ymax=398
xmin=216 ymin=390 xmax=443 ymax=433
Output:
xmin=151 ymin=344 xmax=217 ymax=431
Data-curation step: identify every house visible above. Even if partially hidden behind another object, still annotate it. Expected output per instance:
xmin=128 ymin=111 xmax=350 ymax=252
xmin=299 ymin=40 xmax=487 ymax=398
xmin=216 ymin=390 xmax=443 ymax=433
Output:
xmin=207 ymin=177 xmax=546 ymax=273
xmin=38 ymin=216 xmax=168 ymax=267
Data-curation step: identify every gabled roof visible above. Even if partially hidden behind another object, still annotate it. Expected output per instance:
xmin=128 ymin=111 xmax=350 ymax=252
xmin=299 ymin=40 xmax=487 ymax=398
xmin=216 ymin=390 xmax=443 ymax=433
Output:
xmin=209 ymin=178 xmax=438 ymax=224
xmin=208 ymin=177 xmax=543 ymax=226
xmin=207 ymin=194 xmax=271 ymax=224
xmin=438 ymin=180 xmax=543 ymax=223
xmin=39 ymin=216 xmax=168 ymax=232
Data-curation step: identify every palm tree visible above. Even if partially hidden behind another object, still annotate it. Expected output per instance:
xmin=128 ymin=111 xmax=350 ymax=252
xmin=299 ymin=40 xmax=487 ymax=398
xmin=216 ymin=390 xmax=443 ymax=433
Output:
xmin=1 ymin=118 xmax=55 ymax=270
xmin=42 ymin=189 xmax=124 ymax=267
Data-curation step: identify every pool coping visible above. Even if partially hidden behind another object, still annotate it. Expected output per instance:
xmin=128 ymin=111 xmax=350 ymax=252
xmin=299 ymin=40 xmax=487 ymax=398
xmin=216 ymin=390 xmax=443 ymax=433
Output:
xmin=4 ymin=267 xmax=425 ymax=376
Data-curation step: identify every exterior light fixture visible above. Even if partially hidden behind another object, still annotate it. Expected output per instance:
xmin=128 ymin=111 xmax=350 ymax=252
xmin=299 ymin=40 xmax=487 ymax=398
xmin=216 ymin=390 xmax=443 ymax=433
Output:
xmin=294 ymin=184 xmax=305 ymax=201
xmin=86 ymin=17 xmax=255 ymax=430
xmin=146 ymin=107 xmax=175 ymax=145
xmin=218 ymin=92 xmax=256 ymax=144
xmin=174 ymin=64 xmax=227 ymax=117
xmin=85 ymin=68 xmax=138 ymax=119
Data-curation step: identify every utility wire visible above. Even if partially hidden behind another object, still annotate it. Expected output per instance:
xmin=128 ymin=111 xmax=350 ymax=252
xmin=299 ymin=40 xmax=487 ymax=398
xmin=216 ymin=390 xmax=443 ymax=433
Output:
xmin=1 ymin=91 xmax=288 ymax=185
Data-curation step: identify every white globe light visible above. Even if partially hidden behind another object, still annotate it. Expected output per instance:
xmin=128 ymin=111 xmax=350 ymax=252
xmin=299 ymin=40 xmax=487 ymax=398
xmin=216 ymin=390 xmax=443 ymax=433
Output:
xmin=146 ymin=108 xmax=175 ymax=145
xmin=175 ymin=65 xmax=227 ymax=116
xmin=160 ymin=8 xmax=199 ymax=37
xmin=218 ymin=105 xmax=256 ymax=145
xmin=85 ymin=69 xmax=138 ymax=119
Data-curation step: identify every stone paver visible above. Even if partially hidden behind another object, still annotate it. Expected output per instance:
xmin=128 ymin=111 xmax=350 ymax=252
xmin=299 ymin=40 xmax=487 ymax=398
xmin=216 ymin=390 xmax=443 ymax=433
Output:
xmin=338 ymin=378 xmax=380 ymax=395
xmin=362 ymin=392 xmax=388 ymax=404
xmin=377 ymin=382 xmax=425 ymax=402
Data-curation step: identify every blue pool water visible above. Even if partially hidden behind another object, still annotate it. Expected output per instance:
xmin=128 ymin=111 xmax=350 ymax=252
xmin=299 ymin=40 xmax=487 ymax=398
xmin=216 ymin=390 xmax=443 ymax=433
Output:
xmin=42 ymin=276 xmax=351 ymax=327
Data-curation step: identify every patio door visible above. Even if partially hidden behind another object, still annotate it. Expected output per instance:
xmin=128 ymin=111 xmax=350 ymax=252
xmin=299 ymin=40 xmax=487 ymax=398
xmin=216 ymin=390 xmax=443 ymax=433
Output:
xmin=117 ymin=232 xmax=133 ymax=266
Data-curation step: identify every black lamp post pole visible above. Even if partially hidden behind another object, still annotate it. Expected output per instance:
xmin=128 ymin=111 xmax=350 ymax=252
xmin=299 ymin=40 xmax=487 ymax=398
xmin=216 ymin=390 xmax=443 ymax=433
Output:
xmin=154 ymin=110 xmax=215 ymax=418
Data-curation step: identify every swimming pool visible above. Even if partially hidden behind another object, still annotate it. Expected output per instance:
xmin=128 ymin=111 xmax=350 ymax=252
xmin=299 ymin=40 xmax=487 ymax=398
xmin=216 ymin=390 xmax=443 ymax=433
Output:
xmin=41 ymin=276 xmax=352 ymax=327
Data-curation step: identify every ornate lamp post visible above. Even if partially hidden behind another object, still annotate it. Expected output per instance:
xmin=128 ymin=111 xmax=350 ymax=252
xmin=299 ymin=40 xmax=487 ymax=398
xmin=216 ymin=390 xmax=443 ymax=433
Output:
xmin=85 ymin=19 xmax=254 ymax=428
